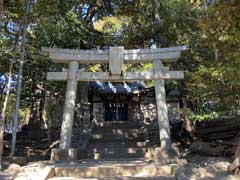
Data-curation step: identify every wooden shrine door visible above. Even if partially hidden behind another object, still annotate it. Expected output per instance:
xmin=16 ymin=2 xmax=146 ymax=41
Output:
xmin=105 ymin=103 xmax=128 ymax=121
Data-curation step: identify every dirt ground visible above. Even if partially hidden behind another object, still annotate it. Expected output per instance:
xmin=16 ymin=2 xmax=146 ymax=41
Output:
xmin=179 ymin=150 xmax=239 ymax=180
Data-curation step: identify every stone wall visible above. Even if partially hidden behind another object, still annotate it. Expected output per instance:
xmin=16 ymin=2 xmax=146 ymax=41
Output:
xmin=140 ymin=96 xmax=180 ymax=123
xmin=92 ymin=103 xmax=105 ymax=122
xmin=128 ymin=102 xmax=143 ymax=122
xmin=140 ymin=97 xmax=157 ymax=122
xmin=167 ymin=102 xmax=180 ymax=122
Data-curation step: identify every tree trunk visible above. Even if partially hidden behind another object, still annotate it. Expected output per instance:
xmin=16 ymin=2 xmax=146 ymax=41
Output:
xmin=151 ymin=0 xmax=162 ymax=27
xmin=0 ymin=0 xmax=3 ymax=35
xmin=202 ymin=0 xmax=218 ymax=61
xmin=182 ymin=99 xmax=195 ymax=144
xmin=10 ymin=0 xmax=29 ymax=157
xmin=28 ymin=79 xmax=39 ymax=129
xmin=151 ymin=0 xmax=168 ymax=47
xmin=42 ymin=94 xmax=52 ymax=144
xmin=0 ymin=26 xmax=20 ymax=170
xmin=183 ymin=109 xmax=195 ymax=140
xmin=39 ymin=82 xmax=46 ymax=129
xmin=0 ymin=63 xmax=13 ymax=170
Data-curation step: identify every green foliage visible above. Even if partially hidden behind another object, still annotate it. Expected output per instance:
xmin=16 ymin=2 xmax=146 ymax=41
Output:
xmin=188 ymin=1 xmax=240 ymax=111
xmin=188 ymin=111 xmax=221 ymax=122
xmin=43 ymin=96 xmax=64 ymax=129
xmin=1 ymin=0 xmax=240 ymax=129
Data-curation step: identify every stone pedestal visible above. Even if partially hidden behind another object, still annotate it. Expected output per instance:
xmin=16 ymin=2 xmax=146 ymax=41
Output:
xmin=51 ymin=148 xmax=78 ymax=162
xmin=155 ymin=147 xmax=179 ymax=165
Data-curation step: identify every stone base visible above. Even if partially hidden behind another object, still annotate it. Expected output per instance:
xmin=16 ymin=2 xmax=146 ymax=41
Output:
xmin=54 ymin=160 xmax=173 ymax=178
xmin=155 ymin=147 xmax=179 ymax=165
xmin=51 ymin=148 xmax=78 ymax=162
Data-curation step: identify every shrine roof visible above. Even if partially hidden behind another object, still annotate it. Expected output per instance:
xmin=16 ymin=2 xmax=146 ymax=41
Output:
xmin=89 ymin=81 xmax=144 ymax=94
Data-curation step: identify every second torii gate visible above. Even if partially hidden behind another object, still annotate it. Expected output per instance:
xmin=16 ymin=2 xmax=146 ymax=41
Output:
xmin=43 ymin=46 xmax=187 ymax=162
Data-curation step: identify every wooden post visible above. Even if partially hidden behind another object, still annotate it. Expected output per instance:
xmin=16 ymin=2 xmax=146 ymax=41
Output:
xmin=153 ymin=60 xmax=171 ymax=148
xmin=60 ymin=61 xmax=79 ymax=149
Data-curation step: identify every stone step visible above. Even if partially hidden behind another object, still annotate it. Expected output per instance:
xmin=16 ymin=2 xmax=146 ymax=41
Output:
xmin=87 ymin=152 xmax=146 ymax=159
xmin=87 ymin=147 xmax=150 ymax=154
xmin=91 ymin=133 xmax=144 ymax=140
xmin=88 ymin=141 xmax=148 ymax=148
xmin=85 ymin=148 xmax=155 ymax=160
xmin=49 ymin=176 xmax=175 ymax=180
xmin=95 ymin=121 xmax=141 ymax=125
xmin=94 ymin=122 xmax=142 ymax=129
xmin=94 ymin=127 xmax=143 ymax=132
xmin=88 ymin=137 xmax=145 ymax=143
xmin=93 ymin=128 xmax=144 ymax=135
xmin=53 ymin=160 xmax=173 ymax=178
xmin=79 ymin=158 xmax=149 ymax=162
xmin=93 ymin=128 xmax=143 ymax=135
xmin=50 ymin=148 xmax=155 ymax=161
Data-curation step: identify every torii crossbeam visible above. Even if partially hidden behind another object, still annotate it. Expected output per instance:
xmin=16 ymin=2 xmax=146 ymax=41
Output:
xmin=43 ymin=46 xmax=187 ymax=162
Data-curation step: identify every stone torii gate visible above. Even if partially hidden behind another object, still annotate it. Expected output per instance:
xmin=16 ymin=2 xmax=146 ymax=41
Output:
xmin=43 ymin=46 xmax=187 ymax=162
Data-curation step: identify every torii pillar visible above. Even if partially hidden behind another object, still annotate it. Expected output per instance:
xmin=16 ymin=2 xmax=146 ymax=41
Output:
xmin=154 ymin=60 xmax=171 ymax=148
xmin=60 ymin=61 xmax=79 ymax=149
xmin=154 ymin=60 xmax=179 ymax=164
xmin=50 ymin=61 xmax=79 ymax=161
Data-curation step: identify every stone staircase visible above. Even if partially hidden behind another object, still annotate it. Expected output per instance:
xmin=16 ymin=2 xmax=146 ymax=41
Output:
xmin=85 ymin=121 xmax=154 ymax=160
xmin=37 ymin=121 xmax=176 ymax=179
